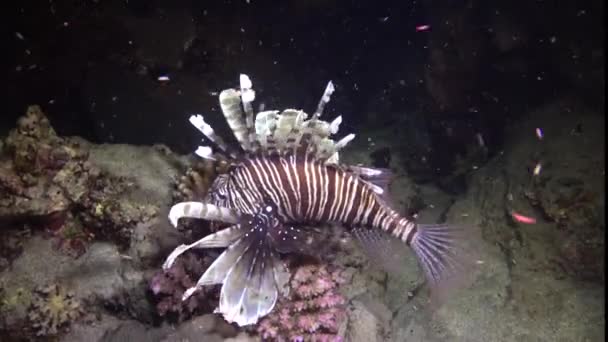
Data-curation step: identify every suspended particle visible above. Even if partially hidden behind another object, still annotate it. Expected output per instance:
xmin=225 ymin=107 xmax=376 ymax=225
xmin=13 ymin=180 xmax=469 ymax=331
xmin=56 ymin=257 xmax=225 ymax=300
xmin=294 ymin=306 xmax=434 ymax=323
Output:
xmin=533 ymin=162 xmax=542 ymax=176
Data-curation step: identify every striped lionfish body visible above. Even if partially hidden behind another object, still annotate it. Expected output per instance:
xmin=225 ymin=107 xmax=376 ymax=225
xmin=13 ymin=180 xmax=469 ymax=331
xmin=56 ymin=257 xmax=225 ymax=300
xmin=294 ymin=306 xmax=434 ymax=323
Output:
xmin=223 ymin=153 xmax=417 ymax=241
xmin=163 ymin=75 xmax=466 ymax=327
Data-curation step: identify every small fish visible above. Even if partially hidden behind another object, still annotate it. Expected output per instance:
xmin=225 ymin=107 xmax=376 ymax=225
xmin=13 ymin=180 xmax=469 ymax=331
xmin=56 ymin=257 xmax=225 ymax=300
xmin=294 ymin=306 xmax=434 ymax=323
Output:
xmin=163 ymin=74 xmax=471 ymax=326
xmin=416 ymin=24 xmax=431 ymax=32
xmin=511 ymin=211 xmax=537 ymax=224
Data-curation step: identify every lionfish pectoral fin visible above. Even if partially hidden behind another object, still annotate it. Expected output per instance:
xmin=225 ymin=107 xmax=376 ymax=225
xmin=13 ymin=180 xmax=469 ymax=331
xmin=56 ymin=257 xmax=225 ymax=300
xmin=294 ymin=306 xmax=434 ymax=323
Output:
xmin=351 ymin=226 xmax=416 ymax=276
xmin=162 ymin=224 xmax=245 ymax=270
xmin=215 ymin=216 xmax=287 ymax=326
xmin=219 ymin=238 xmax=282 ymax=326
xmin=181 ymin=234 xmax=252 ymax=302
xmin=183 ymin=210 xmax=288 ymax=326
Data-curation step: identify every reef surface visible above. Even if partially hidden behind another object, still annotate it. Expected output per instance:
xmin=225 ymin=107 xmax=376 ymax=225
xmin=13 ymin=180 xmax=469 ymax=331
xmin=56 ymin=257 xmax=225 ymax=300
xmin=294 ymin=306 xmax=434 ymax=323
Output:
xmin=0 ymin=102 xmax=603 ymax=341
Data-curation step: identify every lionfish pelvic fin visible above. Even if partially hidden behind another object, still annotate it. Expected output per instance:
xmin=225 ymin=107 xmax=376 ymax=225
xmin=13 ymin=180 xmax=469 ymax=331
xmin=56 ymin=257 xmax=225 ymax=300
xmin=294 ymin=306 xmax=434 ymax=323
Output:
xmin=171 ymin=203 xmax=290 ymax=326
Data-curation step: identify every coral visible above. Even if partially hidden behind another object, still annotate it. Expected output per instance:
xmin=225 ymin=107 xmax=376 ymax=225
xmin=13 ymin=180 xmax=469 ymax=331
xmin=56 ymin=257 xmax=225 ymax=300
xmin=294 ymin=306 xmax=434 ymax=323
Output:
xmin=45 ymin=211 xmax=93 ymax=258
xmin=0 ymin=105 xmax=89 ymax=257
xmin=5 ymin=105 xmax=66 ymax=174
xmin=149 ymin=251 xmax=219 ymax=322
xmin=0 ymin=285 xmax=33 ymax=339
xmin=27 ymin=284 xmax=84 ymax=337
xmin=257 ymin=263 xmax=347 ymax=342
xmin=174 ymin=159 xmax=218 ymax=202
xmin=78 ymin=173 xmax=159 ymax=250
xmin=0 ymin=105 xmax=159 ymax=255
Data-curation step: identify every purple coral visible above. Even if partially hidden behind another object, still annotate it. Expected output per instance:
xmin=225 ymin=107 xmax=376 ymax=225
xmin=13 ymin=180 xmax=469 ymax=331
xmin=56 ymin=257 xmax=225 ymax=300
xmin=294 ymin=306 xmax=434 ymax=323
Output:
xmin=257 ymin=263 xmax=347 ymax=341
xmin=149 ymin=251 xmax=218 ymax=322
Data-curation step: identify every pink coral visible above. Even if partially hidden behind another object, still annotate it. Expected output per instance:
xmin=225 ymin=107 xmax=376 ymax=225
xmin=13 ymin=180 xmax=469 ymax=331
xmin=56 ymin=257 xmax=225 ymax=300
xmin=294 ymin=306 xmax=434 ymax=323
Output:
xmin=257 ymin=263 xmax=347 ymax=341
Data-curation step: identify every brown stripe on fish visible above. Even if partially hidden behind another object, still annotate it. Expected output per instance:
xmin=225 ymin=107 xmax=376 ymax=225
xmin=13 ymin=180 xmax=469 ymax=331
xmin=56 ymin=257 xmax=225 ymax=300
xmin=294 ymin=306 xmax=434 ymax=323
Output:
xmin=296 ymin=153 xmax=310 ymax=219
xmin=278 ymin=155 xmax=300 ymax=220
xmin=262 ymin=156 xmax=296 ymax=220
xmin=242 ymin=158 xmax=287 ymax=219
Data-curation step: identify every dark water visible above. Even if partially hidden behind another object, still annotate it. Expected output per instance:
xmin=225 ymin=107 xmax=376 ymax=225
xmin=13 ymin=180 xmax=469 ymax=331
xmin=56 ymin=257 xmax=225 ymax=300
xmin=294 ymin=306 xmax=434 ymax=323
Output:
xmin=5 ymin=0 xmax=603 ymax=184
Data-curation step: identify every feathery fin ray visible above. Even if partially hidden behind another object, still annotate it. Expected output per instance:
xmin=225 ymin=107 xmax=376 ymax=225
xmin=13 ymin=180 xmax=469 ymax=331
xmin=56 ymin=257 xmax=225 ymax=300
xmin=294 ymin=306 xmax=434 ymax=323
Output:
xmin=168 ymin=204 xmax=289 ymax=326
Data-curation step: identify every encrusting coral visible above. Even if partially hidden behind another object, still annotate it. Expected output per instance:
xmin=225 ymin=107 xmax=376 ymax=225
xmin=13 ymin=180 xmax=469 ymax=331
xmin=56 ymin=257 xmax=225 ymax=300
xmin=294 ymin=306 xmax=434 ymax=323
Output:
xmin=0 ymin=105 xmax=158 ymax=256
xmin=27 ymin=284 xmax=84 ymax=337
xmin=257 ymin=262 xmax=347 ymax=341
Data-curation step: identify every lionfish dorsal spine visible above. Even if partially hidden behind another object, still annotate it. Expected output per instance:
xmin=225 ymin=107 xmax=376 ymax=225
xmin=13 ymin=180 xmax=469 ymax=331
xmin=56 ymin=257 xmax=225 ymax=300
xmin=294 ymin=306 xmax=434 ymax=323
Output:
xmin=189 ymin=115 xmax=237 ymax=160
xmin=192 ymin=74 xmax=355 ymax=164
xmin=219 ymin=88 xmax=251 ymax=151
xmin=239 ymin=74 xmax=257 ymax=150
xmin=311 ymin=80 xmax=335 ymax=120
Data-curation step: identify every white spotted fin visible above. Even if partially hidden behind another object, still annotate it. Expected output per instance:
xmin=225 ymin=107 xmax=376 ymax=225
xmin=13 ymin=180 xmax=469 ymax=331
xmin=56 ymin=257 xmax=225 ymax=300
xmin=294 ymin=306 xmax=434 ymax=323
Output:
xmin=163 ymin=203 xmax=290 ymax=326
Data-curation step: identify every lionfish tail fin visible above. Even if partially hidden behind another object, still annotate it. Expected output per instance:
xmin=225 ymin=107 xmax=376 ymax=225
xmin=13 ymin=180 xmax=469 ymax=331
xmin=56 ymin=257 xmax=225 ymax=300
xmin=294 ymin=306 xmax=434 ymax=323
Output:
xmin=409 ymin=223 xmax=477 ymax=308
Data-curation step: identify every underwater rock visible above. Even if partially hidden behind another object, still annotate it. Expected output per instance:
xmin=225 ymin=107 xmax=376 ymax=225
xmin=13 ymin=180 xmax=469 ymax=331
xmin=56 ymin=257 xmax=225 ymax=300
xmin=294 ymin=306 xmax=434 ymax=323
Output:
xmin=0 ymin=236 xmax=144 ymax=340
xmin=0 ymin=105 xmax=162 ymax=258
xmin=508 ymin=100 xmax=604 ymax=282
xmin=405 ymin=99 xmax=605 ymax=341
xmin=0 ymin=105 xmax=88 ymax=221
xmin=0 ymin=106 xmax=94 ymax=260
xmin=0 ymin=115 xmax=186 ymax=337
xmin=77 ymin=174 xmax=159 ymax=250
xmin=96 ymin=319 xmax=168 ymax=342
xmin=160 ymin=314 xmax=239 ymax=342
xmin=62 ymin=313 xmax=166 ymax=342
xmin=345 ymin=300 xmax=386 ymax=342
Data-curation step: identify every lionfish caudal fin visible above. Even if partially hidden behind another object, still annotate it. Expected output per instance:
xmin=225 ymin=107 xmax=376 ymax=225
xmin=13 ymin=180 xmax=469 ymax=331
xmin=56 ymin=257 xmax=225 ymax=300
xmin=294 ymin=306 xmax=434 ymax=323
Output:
xmin=163 ymin=203 xmax=299 ymax=326
xmin=189 ymin=74 xmax=356 ymax=165
xmin=353 ymin=222 xmax=478 ymax=307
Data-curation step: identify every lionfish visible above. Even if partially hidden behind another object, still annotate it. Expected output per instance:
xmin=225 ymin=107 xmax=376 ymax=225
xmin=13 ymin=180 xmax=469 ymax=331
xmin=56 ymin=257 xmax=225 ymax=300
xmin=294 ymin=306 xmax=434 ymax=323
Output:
xmin=162 ymin=74 xmax=468 ymax=326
